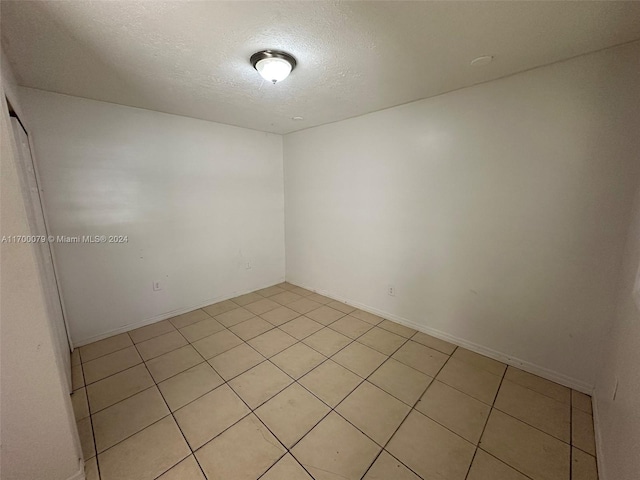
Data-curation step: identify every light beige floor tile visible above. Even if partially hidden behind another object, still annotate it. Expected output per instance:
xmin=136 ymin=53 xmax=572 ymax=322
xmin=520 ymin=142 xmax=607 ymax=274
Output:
xmin=387 ymin=410 xmax=475 ymax=480
xmin=191 ymin=329 xmax=243 ymax=359
xmin=228 ymin=361 xmax=293 ymax=408
xmin=71 ymin=348 xmax=81 ymax=366
xmin=93 ymin=387 xmax=169 ymax=453
xmin=436 ymin=358 xmax=502 ymax=405
xmin=129 ymin=320 xmax=175 ymax=344
xmin=363 ymin=451 xmax=420 ymax=480
xmin=271 ymin=291 xmax=304 ymax=305
xmin=195 ymin=414 xmax=286 ymax=480
xmin=330 ymin=315 xmax=374 ymax=339
xmin=72 ymin=364 xmax=84 ymax=391
xmin=215 ymin=307 xmax=255 ymax=327
xmin=83 ymin=346 xmax=142 ymax=385
xmin=169 ymin=309 xmax=211 ymax=329
xmin=299 ymin=359 xmax=363 ymax=407
xmin=369 ymin=358 xmax=433 ymax=406
xmin=378 ymin=320 xmax=416 ymax=338
xmin=256 ymin=285 xmax=286 ymax=297
xmin=261 ymin=305 xmax=301 ymax=326
xmin=229 ymin=316 xmax=274 ymax=340
xmin=146 ymin=344 xmax=202 ymax=383
xmin=248 ymin=328 xmax=297 ymax=357
xmin=303 ymin=327 xmax=352 ymax=356
xmin=305 ymin=305 xmax=345 ymax=325
xmin=245 ymin=298 xmax=280 ymax=315
xmin=336 ymin=381 xmax=411 ymax=445
xmin=71 ymin=387 xmax=90 ymax=420
xmin=87 ymin=364 xmax=154 ymax=413
xmin=480 ymin=409 xmax=570 ymax=480
xmin=84 ymin=457 xmax=99 ymax=480
xmin=278 ymin=282 xmax=298 ymax=290
xmin=98 ymin=416 xmax=190 ymax=480
xmin=77 ymin=416 xmax=96 ymax=459
xmin=411 ymin=331 xmax=457 ymax=355
xmin=392 ymin=340 xmax=449 ymax=377
xmin=136 ymin=331 xmax=187 ymax=361
xmin=288 ymin=297 xmax=323 ymax=314
xmin=495 ymin=379 xmax=570 ymax=442
xmin=158 ymin=362 xmax=223 ymax=411
xmin=504 ymin=367 xmax=571 ymax=404
xmin=157 ymin=456 xmax=205 ymax=480
xmin=231 ymin=292 xmax=261 ymax=307
xmin=179 ymin=317 xmax=225 ymax=343
xmin=467 ymin=449 xmax=529 ymax=480
xmin=290 ymin=286 xmax=314 ymax=297
xmin=231 ymin=292 xmax=264 ymax=306
xmin=209 ymin=343 xmax=265 ymax=380
xmin=572 ymin=448 xmax=598 ymax=480
xmin=572 ymin=408 xmax=596 ymax=455
xmin=261 ymin=454 xmax=313 ymax=480
xmin=416 ymin=380 xmax=490 ymax=444
xmin=80 ymin=333 xmax=133 ymax=363
xmin=292 ymin=412 xmax=381 ymax=480
xmin=306 ymin=293 xmax=332 ymax=305
xmin=572 ymin=390 xmax=593 ymax=415
xmin=280 ymin=316 xmax=324 ymax=340
xmin=327 ymin=300 xmax=356 ymax=314
xmin=333 ymin=341 xmax=387 ymax=378
xmin=255 ymin=383 xmax=330 ymax=448
xmin=452 ymin=348 xmax=507 ymax=376
xmin=271 ymin=343 xmax=326 ymax=379
xmin=175 ymin=384 xmax=250 ymax=450
xmin=358 ymin=327 xmax=406 ymax=355
xmin=202 ymin=300 xmax=237 ymax=318
xmin=350 ymin=309 xmax=384 ymax=325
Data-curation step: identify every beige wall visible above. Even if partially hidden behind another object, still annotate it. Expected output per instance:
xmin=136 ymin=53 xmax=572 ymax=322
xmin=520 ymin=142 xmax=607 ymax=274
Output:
xmin=0 ymin=54 xmax=83 ymax=480
xmin=594 ymin=183 xmax=640 ymax=480
xmin=284 ymin=41 xmax=640 ymax=391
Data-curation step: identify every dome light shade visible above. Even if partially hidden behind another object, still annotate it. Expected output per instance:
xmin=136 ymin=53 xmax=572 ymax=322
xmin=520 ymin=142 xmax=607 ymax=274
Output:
xmin=251 ymin=50 xmax=297 ymax=84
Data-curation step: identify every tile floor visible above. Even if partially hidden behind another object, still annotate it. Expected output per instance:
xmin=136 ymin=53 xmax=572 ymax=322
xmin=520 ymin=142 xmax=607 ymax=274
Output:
xmin=71 ymin=282 xmax=598 ymax=480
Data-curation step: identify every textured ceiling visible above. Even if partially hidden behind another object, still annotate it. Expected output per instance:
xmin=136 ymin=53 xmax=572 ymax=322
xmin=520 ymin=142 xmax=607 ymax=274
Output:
xmin=2 ymin=1 xmax=640 ymax=134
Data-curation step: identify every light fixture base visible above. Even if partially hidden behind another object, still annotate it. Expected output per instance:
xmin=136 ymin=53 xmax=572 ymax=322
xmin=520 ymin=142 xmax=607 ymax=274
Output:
xmin=250 ymin=50 xmax=297 ymax=83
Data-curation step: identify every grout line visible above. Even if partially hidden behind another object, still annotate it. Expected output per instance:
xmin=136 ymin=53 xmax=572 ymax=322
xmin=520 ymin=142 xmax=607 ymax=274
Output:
xmin=76 ymin=283 xmax=593 ymax=480
xmin=358 ymin=341 xmax=454 ymax=480
xmin=463 ymin=359 xmax=508 ymax=480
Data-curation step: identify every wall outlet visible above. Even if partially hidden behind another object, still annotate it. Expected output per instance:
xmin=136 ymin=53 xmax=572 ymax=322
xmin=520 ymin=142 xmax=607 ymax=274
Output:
xmin=388 ymin=285 xmax=396 ymax=296
xmin=245 ymin=260 xmax=252 ymax=270
xmin=153 ymin=280 xmax=162 ymax=291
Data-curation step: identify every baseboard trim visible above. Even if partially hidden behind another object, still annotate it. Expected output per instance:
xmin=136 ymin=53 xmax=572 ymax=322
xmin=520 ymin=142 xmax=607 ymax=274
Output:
xmin=592 ymin=392 xmax=607 ymax=480
xmin=67 ymin=460 xmax=85 ymax=480
xmin=73 ymin=278 xmax=285 ymax=347
xmin=289 ymin=278 xmax=594 ymax=394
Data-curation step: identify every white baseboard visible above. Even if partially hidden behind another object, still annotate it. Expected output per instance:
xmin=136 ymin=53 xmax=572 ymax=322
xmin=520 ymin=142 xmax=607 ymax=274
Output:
xmin=66 ymin=459 xmax=85 ymax=480
xmin=592 ymin=391 xmax=607 ymax=480
xmin=72 ymin=278 xmax=285 ymax=347
xmin=288 ymin=278 xmax=594 ymax=394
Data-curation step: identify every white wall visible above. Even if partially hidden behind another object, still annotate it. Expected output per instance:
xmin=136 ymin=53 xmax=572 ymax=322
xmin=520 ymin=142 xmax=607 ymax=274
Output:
xmin=284 ymin=41 xmax=640 ymax=390
xmin=18 ymin=88 xmax=284 ymax=345
xmin=593 ymin=183 xmax=640 ymax=480
xmin=1 ymin=53 xmax=83 ymax=480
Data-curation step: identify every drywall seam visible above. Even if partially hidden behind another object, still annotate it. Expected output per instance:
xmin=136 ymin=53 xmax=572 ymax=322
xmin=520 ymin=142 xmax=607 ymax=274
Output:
xmin=72 ymin=277 xmax=285 ymax=347
xmin=287 ymin=277 xmax=594 ymax=394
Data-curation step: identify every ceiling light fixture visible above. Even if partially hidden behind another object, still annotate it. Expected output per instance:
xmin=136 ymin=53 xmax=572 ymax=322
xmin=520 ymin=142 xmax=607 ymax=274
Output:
xmin=251 ymin=50 xmax=297 ymax=84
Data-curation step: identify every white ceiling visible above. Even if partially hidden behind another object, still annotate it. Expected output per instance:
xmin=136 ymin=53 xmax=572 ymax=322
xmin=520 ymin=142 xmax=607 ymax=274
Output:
xmin=2 ymin=1 xmax=640 ymax=134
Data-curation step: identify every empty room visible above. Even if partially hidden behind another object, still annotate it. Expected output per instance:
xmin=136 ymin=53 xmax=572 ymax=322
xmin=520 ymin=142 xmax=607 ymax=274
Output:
xmin=1 ymin=1 xmax=639 ymax=480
